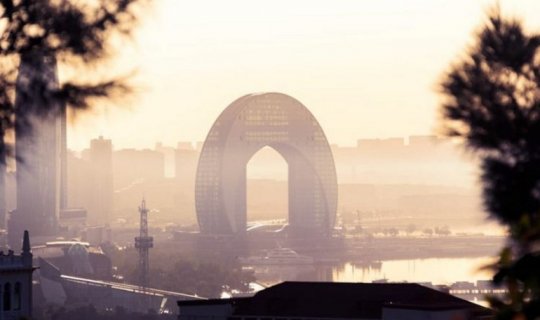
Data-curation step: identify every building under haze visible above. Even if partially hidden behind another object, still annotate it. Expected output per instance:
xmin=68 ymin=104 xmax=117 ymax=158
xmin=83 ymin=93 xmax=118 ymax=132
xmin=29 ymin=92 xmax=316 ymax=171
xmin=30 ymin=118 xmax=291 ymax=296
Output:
xmin=9 ymin=53 xmax=66 ymax=248
xmin=155 ymin=142 xmax=176 ymax=178
xmin=195 ymin=93 xmax=337 ymax=237
xmin=88 ymin=136 xmax=113 ymax=225
xmin=65 ymin=137 xmax=113 ymax=227
xmin=113 ymin=148 xmax=164 ymax=190
xmin=175 ymin=142 xmax=199 ymax=187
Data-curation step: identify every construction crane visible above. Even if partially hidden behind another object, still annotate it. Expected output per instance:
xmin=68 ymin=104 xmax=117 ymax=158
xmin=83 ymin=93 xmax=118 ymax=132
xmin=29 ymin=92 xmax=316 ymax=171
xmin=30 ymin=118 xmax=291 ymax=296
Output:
xmin=134 ymin=199 xmax=153 ymax=290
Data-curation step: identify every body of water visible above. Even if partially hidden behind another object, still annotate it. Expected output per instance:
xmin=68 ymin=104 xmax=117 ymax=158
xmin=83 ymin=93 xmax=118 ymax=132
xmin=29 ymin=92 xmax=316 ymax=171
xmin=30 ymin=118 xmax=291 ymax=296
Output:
xmin=252 ymin=256 xmax=495 ymax=286
xmin=332 ymin=257 xmax=495 ymax=285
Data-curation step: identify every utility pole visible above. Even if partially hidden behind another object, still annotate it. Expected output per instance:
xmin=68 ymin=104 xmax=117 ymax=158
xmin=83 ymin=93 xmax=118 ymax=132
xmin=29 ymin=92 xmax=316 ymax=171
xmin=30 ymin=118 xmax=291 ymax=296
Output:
xmin=134 ymin=199 xmax=153 ymax=291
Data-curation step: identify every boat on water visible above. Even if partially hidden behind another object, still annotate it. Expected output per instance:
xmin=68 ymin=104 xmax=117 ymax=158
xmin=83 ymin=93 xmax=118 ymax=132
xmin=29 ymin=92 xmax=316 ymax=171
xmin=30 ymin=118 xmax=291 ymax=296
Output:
xmin=240 ymin=248 xmax=314 ymax=265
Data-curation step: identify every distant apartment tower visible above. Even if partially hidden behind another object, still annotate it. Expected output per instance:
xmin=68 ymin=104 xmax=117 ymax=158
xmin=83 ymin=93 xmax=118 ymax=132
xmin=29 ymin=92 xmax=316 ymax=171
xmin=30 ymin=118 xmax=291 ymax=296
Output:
xmin=175 ymin=142 xmax=198 ymax=187
xmin=66 ymin=151 xmax=92 ymax=212
xmin=88 ymin=136 xmax=113 ymax=225
xmin=155 ymin=142 xmax=176 ymax=178
xmin=9 ymin=53 xmax=66 ymax=248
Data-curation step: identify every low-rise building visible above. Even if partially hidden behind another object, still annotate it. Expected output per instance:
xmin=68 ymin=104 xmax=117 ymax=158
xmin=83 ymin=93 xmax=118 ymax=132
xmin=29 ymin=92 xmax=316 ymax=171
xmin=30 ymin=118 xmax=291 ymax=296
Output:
xmin=177 ymin=281 xmax=492 ymax=320
xmin=0 ymin=230 xmax=35 ymax=320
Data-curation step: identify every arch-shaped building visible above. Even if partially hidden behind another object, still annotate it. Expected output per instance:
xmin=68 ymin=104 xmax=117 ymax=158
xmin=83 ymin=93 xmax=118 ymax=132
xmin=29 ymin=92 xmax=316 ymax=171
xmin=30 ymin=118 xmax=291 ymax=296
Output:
xmin=195 ymin=93 xmax=337 ymax=237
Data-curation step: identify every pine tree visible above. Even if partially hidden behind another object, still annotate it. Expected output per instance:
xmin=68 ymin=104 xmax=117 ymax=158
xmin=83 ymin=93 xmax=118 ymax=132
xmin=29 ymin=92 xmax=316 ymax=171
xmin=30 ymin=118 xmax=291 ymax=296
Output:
xmin=441 ymin=11 xmax=540 ymax=319
xmin=0 ymin=0 xmax=148 ymax=163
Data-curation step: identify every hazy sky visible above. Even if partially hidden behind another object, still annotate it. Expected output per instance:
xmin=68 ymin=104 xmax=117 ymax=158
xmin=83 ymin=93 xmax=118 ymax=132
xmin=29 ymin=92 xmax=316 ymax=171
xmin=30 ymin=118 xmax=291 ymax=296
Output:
xmin=66 ymin=0 xmax=540 ymax=151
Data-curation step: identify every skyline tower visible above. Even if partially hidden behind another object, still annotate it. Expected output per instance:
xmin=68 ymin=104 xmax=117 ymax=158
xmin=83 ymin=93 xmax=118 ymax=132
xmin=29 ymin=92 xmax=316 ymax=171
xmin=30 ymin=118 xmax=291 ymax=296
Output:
xmin=88 ymin=136 xmax=113 ymax=225
xmin=135 ymin=199 xmax=153 ymax=290
xmin=195 ymin=92 xmax=337 ymax=238
xmin=8 ymin=52 xmax=67 ymax=248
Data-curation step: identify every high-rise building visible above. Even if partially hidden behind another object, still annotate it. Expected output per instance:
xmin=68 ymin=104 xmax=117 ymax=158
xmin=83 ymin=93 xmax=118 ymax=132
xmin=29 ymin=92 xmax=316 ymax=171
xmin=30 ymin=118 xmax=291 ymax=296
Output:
xmin=195 ymin=93 xmax=337 ymax=237
xmin=88 ymin=136 xmax=113 ymax=225
xmin=8 ymin=53 xmax=66 ymax=248
xmin=175 ymin=142 xmax=198 ymax=187
xmin=155 ymin=142 xmax=176 ymax=178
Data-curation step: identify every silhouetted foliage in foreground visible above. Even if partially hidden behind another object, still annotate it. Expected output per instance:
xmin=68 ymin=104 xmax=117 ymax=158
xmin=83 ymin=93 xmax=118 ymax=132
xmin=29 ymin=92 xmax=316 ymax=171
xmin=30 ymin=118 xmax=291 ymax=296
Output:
xmin=0 ymin=0 xmax=148 ymax=163
xmin=441 ymin=10 xmax=540 ymax=319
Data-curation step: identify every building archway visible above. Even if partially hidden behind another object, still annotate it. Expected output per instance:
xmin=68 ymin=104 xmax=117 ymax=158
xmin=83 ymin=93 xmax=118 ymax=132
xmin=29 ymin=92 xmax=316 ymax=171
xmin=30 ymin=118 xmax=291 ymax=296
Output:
xmin=195 ymin=93 xmax=337 ymax=237
xmin=246 ymin=146 xmax=288 ymax=224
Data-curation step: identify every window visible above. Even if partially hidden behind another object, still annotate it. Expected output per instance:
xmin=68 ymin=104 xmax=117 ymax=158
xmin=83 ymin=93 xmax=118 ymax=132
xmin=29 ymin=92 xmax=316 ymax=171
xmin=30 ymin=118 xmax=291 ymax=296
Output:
xmin=13 ymin=282 xmax=21 ymax=311
xmin=3 ymin=283 xmax=11 ymax=311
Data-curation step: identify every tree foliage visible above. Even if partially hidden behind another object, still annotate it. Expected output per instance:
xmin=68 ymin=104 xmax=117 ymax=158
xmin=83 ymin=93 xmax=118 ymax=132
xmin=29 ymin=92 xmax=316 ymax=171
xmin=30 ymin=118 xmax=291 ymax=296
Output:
xmin=110 ymin=245 xmax=255 ymax=299
xmin=441 ymin=11 xmax=540 ymax=319
xmin=149 ymin=259 xmax=255 ymax=298
xmin=0 ymin=0 xmax=147 ymax=163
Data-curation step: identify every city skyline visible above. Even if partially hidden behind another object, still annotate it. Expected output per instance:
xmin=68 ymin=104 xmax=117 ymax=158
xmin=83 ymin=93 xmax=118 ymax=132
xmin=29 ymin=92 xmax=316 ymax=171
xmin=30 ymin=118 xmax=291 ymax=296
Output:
xmin=3 ymin=1 xmax=531 ymax=317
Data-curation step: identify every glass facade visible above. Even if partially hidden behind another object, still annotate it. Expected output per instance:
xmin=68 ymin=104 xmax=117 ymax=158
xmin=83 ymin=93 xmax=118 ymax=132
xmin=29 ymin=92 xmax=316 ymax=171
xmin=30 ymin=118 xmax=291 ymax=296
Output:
xmin=195 ymin=93 xmax=337 ymax=237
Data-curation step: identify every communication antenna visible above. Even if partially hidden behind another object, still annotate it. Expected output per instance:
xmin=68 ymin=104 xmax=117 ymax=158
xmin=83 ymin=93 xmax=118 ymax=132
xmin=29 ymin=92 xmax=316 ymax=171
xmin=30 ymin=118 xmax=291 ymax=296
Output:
xmin=135 ymin=198 xmax=153 ymax=291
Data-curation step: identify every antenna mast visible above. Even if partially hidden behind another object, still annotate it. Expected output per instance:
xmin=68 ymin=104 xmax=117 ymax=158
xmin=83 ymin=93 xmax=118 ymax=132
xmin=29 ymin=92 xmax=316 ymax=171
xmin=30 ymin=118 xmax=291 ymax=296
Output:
xmin=135 ymin=199 xmax=153 ymax=290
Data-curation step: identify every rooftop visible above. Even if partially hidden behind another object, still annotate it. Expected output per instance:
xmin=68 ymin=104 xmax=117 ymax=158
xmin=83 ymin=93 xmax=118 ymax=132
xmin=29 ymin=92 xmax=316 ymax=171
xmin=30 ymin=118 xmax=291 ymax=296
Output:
xmin=179 ymin=281 xmax=492 ymax=319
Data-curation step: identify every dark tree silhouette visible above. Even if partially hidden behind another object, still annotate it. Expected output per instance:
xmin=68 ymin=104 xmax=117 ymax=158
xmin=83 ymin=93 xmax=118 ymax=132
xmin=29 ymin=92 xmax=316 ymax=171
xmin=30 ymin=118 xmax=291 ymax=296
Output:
xmin=0 ymin=0 xmax=148 ymax=163
xmin=441 ymin=11 xmax=540 ymax=319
